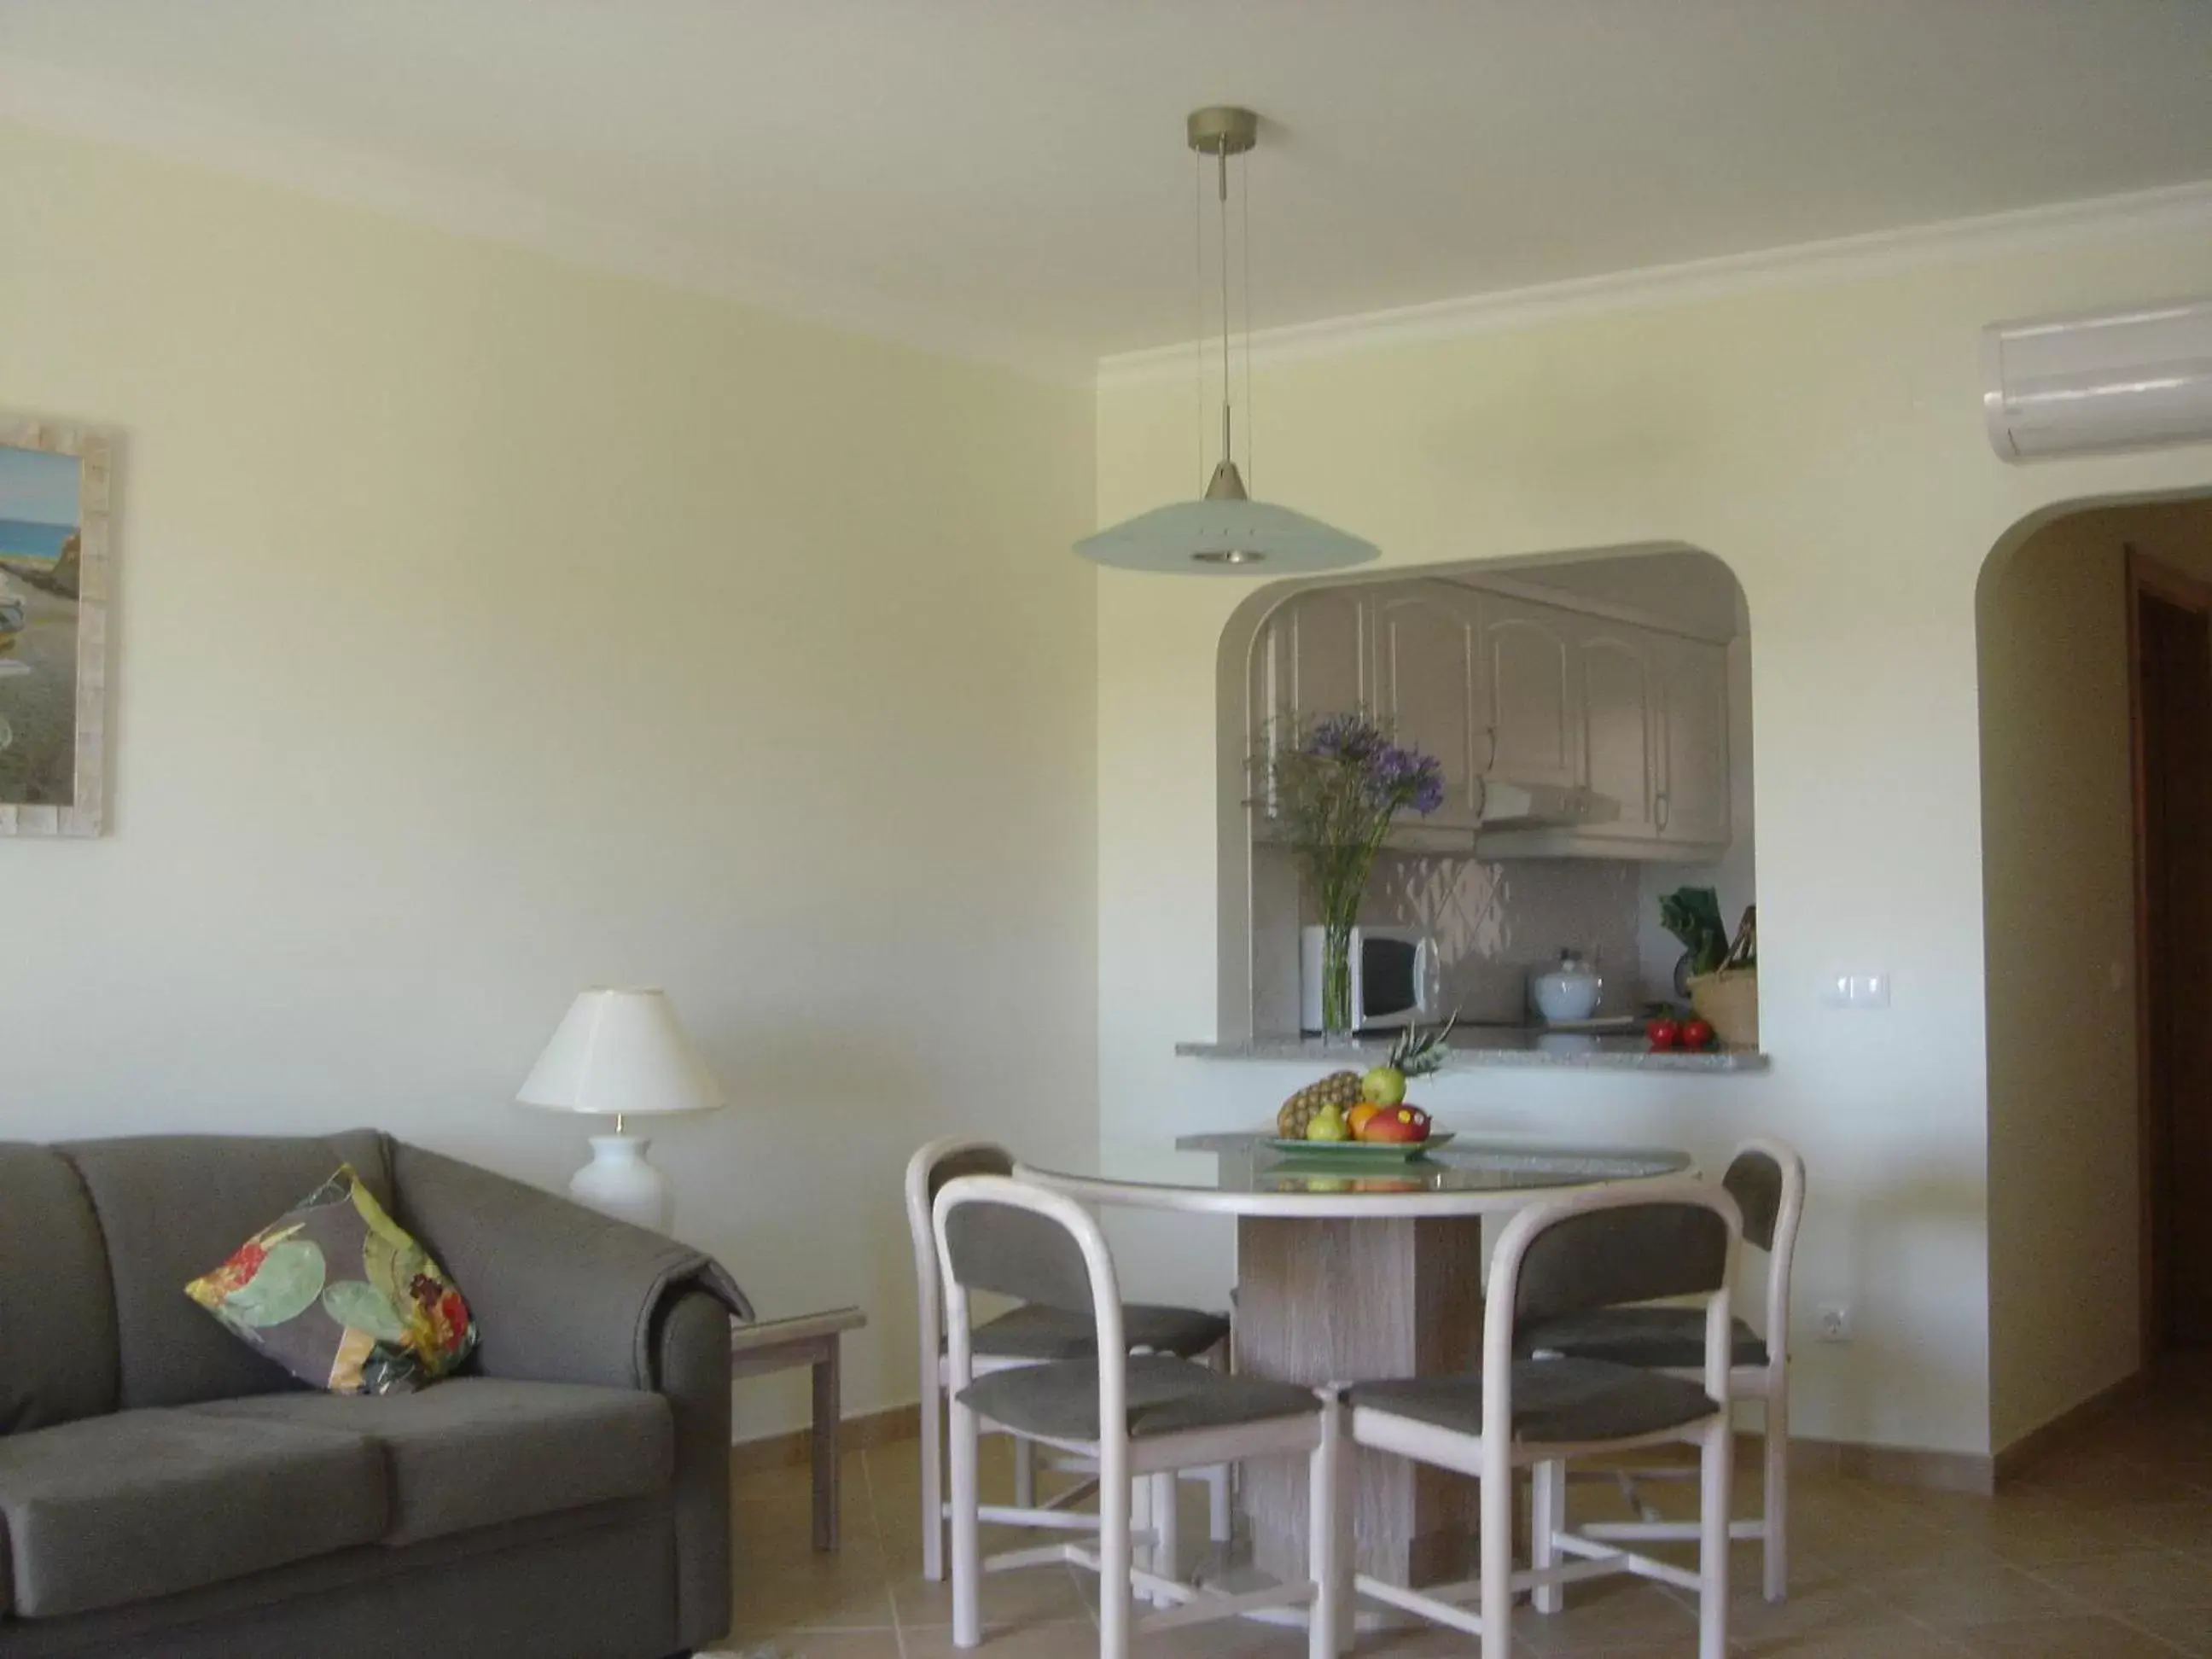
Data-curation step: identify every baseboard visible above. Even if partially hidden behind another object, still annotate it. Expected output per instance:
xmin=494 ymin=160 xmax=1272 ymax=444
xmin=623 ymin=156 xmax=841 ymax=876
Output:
xmin=1787 ymin=1435 xmax=1996 ymax=1496
xmin=726 ymin=1411 xmax=2021 ymax=1497
xmin=729 ymin=1402 xmax=921 ymax=1477
xmin=1992 ymin=1369 xmax=2145 ymax=1484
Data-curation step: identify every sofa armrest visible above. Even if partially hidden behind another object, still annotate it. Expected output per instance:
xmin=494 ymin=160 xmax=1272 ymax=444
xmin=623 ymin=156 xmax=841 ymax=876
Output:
xmin=390 ymin=1140 xmax=754 ymax=1390
xmin=659 ymin=1289 xmax=736 ymax=1650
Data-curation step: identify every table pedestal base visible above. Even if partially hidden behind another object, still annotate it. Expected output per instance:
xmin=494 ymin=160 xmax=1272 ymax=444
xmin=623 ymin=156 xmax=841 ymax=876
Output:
xmin=1234 ymin=1214 xmax=1486 ymax=1587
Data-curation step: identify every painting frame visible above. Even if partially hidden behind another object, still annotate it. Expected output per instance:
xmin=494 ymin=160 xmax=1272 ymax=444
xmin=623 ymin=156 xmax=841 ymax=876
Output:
xmin=0 ymin=416 xmax=113 ymax=837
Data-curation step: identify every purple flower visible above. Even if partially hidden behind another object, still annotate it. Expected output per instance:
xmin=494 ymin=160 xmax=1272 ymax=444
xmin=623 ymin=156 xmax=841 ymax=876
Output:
xmin=1303 ymin=712 xmax=1385 ymax=765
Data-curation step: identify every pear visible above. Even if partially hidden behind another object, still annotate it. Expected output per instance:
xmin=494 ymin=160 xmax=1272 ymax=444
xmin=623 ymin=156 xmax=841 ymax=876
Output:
xmin=1304 ymin=1103 xmax=1353 ymax=1143
xmin=1360 ymin=1066 xmax=1407 ymax=1107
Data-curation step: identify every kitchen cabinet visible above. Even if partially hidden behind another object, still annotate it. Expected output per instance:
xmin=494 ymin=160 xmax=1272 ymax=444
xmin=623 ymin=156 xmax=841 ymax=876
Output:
xmin=1479 ymin=596 xmax=1580 ymax=791
xmin=1655 ymin=634 xmax=1732 ymax=846
xmin=1575 ymin=622 xmax=1662 ymax=840
xmin=1374 ymin=582 xmax=1486 ymax=828
xmin=1249 ymin=579 xmax=1732 ymax=858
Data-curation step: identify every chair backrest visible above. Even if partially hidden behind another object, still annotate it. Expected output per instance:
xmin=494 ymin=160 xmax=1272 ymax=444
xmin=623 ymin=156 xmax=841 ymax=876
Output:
xmin=1722 ymin=1138 xmax=1806 ymax=1366
xmin=1486 ymin=1178 xmax=1743 ymax=1440
xmin=931 ymin=1174 xmax=1126 ymax=1408
xmin=904 ymin=1138 xmax=1017 ymax=1324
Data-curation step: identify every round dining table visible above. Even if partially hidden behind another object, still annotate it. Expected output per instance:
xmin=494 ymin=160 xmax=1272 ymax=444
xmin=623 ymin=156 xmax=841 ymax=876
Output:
xmin=1016 ymin=1132 xmax=1694 ymax=1590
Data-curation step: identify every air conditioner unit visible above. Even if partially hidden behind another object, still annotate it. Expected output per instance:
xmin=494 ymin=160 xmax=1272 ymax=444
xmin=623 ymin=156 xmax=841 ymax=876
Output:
xmin=1981 ymin=297 xmax=2212 ymax=463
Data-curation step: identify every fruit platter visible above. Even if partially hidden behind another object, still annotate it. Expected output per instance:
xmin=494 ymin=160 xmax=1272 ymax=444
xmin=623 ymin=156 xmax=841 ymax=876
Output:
xmin=1272 ymin=1020 xmax=1453 ymax=1161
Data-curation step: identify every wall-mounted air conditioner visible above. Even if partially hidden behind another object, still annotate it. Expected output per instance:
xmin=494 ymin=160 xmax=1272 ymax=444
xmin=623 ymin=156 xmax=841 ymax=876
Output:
xmin=1982 ymin=297 xmax=2212 ymax=463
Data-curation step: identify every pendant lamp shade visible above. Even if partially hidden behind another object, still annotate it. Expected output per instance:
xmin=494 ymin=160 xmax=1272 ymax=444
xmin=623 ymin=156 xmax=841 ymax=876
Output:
xmin=1075 ymin=465 xmax=1379 ymax=574
xmin=1075 ymin=107 xmax=1377 ymax=576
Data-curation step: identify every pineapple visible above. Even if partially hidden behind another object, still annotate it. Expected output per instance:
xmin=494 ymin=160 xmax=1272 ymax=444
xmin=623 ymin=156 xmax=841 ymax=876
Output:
xmin=1277 ymin=1070 xmax=1363 ymax=1139
xmin=1361 ymin=1016 xmax=1459 ymax=1105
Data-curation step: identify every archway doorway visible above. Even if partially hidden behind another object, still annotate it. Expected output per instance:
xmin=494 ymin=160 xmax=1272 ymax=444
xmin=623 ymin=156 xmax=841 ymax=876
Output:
xmin=1979 ymin=496 xmax=2212 ymax=1452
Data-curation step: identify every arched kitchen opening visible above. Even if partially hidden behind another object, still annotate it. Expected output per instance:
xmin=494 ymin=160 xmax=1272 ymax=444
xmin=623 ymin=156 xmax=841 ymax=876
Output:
xmin=1209 ymin=544 xmax=1756 ymax=1055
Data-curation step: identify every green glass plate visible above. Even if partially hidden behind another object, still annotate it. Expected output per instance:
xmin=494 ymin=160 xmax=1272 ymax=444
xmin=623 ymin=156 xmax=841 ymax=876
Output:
xmin=1265 ymin=1132 xmax=1455 ymax=1163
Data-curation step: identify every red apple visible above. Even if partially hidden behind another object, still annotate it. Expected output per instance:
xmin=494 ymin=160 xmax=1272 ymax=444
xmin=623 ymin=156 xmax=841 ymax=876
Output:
xmin=1360 ymin=1106 xmax=1430 ymax=1144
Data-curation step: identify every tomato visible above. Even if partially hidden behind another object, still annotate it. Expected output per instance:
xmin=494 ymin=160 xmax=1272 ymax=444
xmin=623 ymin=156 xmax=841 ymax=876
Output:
xmin=1646 ymin=1019 xmax=1681 ymax=1050
xmin=1679 ymin=1018 xmax=1717 ymax=1050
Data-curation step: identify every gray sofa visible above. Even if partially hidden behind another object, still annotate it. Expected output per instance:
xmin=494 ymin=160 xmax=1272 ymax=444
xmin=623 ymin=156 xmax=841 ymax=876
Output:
xmin=0 ymin=1130 xmax=753 ymax=1659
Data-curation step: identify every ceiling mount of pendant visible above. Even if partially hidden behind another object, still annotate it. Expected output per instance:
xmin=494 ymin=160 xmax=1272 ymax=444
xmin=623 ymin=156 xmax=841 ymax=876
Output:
xmin=1185 ymin=106 xmax=1258 ymax=159
xmin=1074 ymin=106 xmax=1378 ymax=576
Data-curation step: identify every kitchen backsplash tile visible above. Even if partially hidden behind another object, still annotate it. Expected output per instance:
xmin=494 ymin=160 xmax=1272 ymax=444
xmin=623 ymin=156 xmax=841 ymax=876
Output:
xmin=1359 ymin=853 xmax=1646 ymax=1024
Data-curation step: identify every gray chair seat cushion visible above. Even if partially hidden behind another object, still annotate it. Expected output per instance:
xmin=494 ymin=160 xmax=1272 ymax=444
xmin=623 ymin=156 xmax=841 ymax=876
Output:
xmin=1520 ymin=1307 xmax=1769 ymax=1370
xmin=1349 ymin=1357 xmax=1720 ymax=1446
xmin=959 ymin=1353 xmax=1317 ymax=1442
xmin=180 ymin=1377 xmax=673 ymax=1546
xmin=0 ymin=1408 xmax=386 ymax=1619
xmin=969 ymin=1302 xmax=1231 ymax=1362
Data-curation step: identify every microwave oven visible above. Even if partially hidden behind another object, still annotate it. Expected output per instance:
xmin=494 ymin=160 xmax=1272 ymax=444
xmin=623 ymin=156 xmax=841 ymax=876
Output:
xmin=1299 ymin=925 xmax=1440 ymax=1034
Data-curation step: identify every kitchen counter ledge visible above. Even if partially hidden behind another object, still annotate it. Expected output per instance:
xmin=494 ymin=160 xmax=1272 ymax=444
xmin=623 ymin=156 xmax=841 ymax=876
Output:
xmin=1177 ymin=1030 xmax=1769 ymax=1074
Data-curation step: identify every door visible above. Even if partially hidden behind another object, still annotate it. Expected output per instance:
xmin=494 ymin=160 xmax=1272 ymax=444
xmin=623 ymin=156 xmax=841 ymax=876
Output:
xmin=2134 ymin=561 xmax=2212 ymax=1354
xmin=1576 ymin=624 xmax=1660 ymax=839
xmin=1656 ymin=636 xmax=1732 ymax=847
xmin=1481 ymin=596 xmax=1578 ymax=789
xmin=1375 ymin=583 xmax=1486 ymax=828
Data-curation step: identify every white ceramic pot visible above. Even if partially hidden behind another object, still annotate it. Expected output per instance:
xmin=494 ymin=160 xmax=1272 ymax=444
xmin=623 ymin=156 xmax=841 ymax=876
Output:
xmin=1530 ymin=950 xmax=1604 ymax=1024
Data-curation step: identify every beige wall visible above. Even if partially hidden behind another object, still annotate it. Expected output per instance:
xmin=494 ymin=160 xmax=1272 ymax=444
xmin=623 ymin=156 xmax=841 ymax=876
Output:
xmin=0 ymin=121 xmax=1099 ymax=1440
xmin=1096 ymin=228 xmax=2212 ymax=1457
xmin=1981 ymin=498 xmax=2212 ymax=1451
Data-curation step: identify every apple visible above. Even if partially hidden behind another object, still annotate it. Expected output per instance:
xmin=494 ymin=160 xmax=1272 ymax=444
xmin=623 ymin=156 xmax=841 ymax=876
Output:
xmin=1360 ymin=1065 xmax=1408 ymax=1107
xmin=1359 ymin=1106 xmax=1431 ymax=1144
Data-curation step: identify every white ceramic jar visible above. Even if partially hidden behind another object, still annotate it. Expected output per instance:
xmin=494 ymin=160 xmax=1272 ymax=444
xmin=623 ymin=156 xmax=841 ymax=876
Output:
xmin=1529 ymin=949 xmax=1604 ymax=1024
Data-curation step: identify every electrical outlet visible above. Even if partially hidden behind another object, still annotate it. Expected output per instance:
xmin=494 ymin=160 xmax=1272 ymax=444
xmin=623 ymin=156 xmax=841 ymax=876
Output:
xmin=1821 ymin=974 xmax=1891 ymax=1009
xmin=1815 ymin=1304 xmax=1854 ymax=1343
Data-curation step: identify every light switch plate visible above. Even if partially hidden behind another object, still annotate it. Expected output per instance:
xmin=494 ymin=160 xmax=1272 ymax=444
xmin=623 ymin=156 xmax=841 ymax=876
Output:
xmin=1823 ymin=974 xmax=1891 ymax=1009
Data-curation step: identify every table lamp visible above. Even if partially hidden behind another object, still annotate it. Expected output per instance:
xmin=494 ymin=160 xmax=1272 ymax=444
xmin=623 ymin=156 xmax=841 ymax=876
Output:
xmin=517 ymin=987 xmax=724 ymax=1231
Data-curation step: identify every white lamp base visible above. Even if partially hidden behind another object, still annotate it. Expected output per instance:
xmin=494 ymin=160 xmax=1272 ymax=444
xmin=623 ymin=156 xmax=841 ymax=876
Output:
xmin=568 ymin=1134 xmax=672 ymax=1232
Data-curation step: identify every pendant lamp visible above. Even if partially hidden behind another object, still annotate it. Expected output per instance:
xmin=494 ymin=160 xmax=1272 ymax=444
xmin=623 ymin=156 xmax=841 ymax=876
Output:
xmin=1076 ymin=108 xmax=1378 ymax=575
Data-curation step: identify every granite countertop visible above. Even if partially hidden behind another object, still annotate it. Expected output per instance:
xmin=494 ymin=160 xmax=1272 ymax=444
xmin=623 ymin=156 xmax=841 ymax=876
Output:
xmin=1175 ymin=1027 xmax=1769 ymax=1074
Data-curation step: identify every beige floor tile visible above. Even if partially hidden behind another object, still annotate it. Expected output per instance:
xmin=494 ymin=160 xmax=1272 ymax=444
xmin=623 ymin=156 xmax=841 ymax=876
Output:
xmin=1949 ymin=1613 xmax=2186 ymax=1657
xmin=2115 ymin=1601 xmax=2212 ymax=1656
xmin=705 ymin=1635 xmax=905 ymax=1659
xmin=2031 ymin=1548 xmax=2212 ymax=1612
xmin=902 ymin=1620 xmax=1106 ymax=1656
xmin=1854 ymin=1553 xmax=2093 ymax=1628
xmin=893 ymin=1561 xmax=1100 ymax=1632
xmin=2100 ymin=1503 xmax=2212 ymax=1553
xmin=1732 ymin=1634 xmax=1973 ymax=1659
xmin=1505 ymin=1579 xmax=1701 ymax=1652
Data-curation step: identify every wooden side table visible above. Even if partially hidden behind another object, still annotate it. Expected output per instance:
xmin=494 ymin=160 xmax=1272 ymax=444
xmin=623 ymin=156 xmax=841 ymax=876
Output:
xmin=730 ymin=1307 xmax=867 ymax=1551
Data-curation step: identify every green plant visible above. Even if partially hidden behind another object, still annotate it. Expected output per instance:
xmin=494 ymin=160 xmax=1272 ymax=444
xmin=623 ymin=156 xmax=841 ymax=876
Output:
xmin=1659 ymin=886 xmax=1729 ymax=976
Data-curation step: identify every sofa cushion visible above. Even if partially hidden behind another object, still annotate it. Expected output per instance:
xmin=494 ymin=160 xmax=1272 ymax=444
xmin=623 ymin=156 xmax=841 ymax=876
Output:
xmin=0 ymin=1408 xmax=386 ymax=1619
xmin=0 ymin=1145 xmax=117 ymax=1435
xmin=58 ymin=1131 xmax=393 ymax=1408
xmin=184 ymin=1164 xmax=478 ymax=1397
xmin=181 ymin=1377 xmax=673 ymax=1545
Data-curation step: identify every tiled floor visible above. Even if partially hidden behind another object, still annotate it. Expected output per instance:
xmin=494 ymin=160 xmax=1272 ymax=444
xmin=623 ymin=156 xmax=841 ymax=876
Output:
xmin=719 ymin=1360 xmax=2212 ymax=1657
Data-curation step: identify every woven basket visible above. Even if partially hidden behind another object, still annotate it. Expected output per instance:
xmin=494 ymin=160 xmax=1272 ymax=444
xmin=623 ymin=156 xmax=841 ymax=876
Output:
xmin=1686 ymin=970 xmax=1759 ymax=1048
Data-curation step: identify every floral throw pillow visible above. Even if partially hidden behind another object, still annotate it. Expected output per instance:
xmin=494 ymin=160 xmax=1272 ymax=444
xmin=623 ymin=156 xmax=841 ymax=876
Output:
xmin=185 ymin=1164 xmax=478 ymax=1395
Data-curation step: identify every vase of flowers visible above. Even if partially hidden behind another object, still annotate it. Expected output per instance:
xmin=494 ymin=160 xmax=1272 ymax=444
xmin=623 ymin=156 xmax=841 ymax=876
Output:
xmin=1266 ymin=713 xmax=1447 ymax=1042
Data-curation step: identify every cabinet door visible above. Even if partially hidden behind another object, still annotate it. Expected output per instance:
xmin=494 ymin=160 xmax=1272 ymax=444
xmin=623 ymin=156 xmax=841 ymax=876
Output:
xmin=1481 ymin=596 xmax=1579 ymax=789
xmin=1375 ymin=583 xmax=1485 ymax=827
xmin=1575 ymin=624 xmax=1660 ymax=838
xmin=1656 ymin=636 xmax=1732 ymax=846
xmin=1251 ymin=587 xmax=1372 ymax=818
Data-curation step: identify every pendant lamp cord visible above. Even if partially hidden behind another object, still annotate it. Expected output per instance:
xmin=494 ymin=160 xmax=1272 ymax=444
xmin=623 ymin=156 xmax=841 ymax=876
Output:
xmin=1242 ymin=134 xmax=1253 ymax=497
xmin=1194 ymin=148 xmax=1205 ymax=496
xmin=1219 ymin=144 xmax=1232 ymax=473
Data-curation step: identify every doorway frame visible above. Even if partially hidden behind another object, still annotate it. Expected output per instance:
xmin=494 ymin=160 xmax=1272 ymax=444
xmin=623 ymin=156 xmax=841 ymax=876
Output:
xmin=2127 ymin=545 xmax=2212 ymax=1365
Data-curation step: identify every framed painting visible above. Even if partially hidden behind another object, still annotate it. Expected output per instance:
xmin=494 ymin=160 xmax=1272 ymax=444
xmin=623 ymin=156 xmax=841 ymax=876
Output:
xmin=0 ymin=418 xmax=112 ymax=836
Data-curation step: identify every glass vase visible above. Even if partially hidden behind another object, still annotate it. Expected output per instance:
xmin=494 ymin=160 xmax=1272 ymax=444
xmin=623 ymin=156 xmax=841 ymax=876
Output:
xmin=1319 ymin=911 xmax=1357 ymax=1045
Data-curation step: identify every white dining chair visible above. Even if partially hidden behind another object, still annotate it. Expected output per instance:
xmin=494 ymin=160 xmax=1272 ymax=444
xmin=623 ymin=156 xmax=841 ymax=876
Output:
xmin=1516 ymin=1138 xmax=1806 ymax=1600
xmin=934 ymin=1173 xmax=1340 ymax=1659
xmin=1342 ymin=1179 xmax=1743 ymax=1659
xmin=904 ymin=1138 xmax=1233 ymax=1584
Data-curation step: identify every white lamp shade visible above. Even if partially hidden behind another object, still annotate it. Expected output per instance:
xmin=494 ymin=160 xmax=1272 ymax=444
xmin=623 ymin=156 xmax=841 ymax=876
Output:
xmin=516 ymin=987 xmax=724 ymax=1118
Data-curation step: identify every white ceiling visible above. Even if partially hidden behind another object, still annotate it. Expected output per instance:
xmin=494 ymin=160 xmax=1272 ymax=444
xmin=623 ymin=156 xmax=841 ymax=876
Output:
xmin=6 ymin=1 xmax=2212 ymax=375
